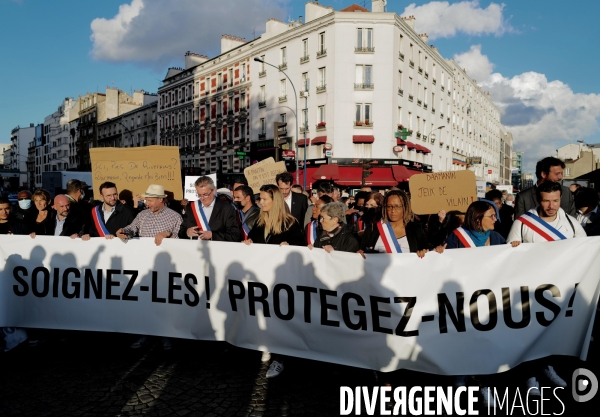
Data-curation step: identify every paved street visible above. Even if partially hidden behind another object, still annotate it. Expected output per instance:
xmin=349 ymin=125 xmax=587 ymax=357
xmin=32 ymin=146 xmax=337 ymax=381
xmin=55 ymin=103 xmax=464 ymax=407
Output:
xmin=1 ymin=331 xmax=599 ymax=416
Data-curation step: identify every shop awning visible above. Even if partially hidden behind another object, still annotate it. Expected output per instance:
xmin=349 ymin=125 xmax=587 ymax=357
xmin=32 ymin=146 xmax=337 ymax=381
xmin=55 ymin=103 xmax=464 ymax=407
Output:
xmin=396 ymin=138 xmax=407 ymax=145
xmin=336 ymin=167 xmax=398 ymax=187
xmin=392 ymin=165 xmax=419 ymax=182
xmin=312 ymin=163 xmax=340 ymax=180
xmin=295 ymin=167 xmax=319 ymax=185
xmin=452 ymin=158 xmax=467 ymax=166
xmin=405 ymin=142 xmax=416 ymax=150
xmin=352 ymin=135 xmax=375 ymax=144
xmin=311 ymin=136 xmax=327 ymax=145
xmin=414 ymin=144 xmax=431 ymax=154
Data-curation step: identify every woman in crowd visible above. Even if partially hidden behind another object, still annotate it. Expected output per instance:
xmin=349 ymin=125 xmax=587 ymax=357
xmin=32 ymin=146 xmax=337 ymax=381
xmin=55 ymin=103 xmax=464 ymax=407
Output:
xmin=442 ymin=200 xmax=506 ymax=407
xmin=444 ymin=201 xmax=505 ymax=248
xmin=305 ymin=195 xmax=332 ymax=245
xmin=309 ymin=202 xmax=359 ymax=253
xmin=244 ymin=184 xmax=305 ymax=378
xmin=360 ymin=190 xmax=428 ymax=257
xmin=26 ymin=189 xmax=55 ymax=237
xmin=359 ymin=192 xmax=384 ymax=238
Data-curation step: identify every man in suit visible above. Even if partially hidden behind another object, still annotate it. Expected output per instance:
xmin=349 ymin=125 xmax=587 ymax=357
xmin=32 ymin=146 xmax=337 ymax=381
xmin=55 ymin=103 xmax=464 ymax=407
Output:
xmin=276 ymin=171 xmax=307 ymax=226
xmin=51 ymin=195 xmax=86 ymax=237
xmin=81 ymin=181 xmax=136 ymax=240
xmin=514 ymin=156 xmax=575 ymax=218
xmin=180 ymin=176 xmax=240 ymax=242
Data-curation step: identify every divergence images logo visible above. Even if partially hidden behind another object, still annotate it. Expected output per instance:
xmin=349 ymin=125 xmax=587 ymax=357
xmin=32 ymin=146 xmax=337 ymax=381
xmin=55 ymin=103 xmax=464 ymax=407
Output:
xmin=572 ymin=368 xmax=598 ymax=403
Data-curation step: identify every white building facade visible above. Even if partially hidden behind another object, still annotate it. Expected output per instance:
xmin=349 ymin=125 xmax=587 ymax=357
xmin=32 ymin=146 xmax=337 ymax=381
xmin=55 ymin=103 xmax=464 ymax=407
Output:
xmin=9 ymin=124 xmax=35 ymax=187
xmin=158 ymin=0 xmax=508 ymax=185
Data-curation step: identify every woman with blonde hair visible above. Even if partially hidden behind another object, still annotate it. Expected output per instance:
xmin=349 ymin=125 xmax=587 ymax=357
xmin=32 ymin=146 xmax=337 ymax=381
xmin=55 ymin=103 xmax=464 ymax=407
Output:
xmin=245 ymin=184 xmax=305 ymax=246
xmin=26 ymin=189 xmax=55 ymax=237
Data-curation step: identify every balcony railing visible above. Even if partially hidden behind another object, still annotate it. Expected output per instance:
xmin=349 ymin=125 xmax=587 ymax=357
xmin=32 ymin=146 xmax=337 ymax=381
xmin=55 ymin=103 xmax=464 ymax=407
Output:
xmin=433 ymin=78 xmax=436 ymax=85
xmin=300 ymin=55 xmax=309 ymax=64
xmin=279 ymin=62 xmax=287 ymax=70
xmin=259 ymin=70 xmax=266 ymax=78
xmin=354 ymin=83 xmax=374 ymax=90
xmin=423 ymin=103 xmax=428 ymax=110
xmin=399 ymin=52 xmax=404 ymax=61
xmin=316 ymin=84 xmax=327 ymax=93
xmin=317 ymin=49 xmax=327 ymax=58
xmin=355 ymin=46 xmax=375 ymax=53
xmin=417 ymin=99 xmax=422 ymax=106
xmin=418 ymin=67 xmax=423 ymax=75
xmin=409 ymin=60 xmax=414 ymax=68
xmin=278 ymin=95 xmax=287 ymax=103
xmin=424 ymin=72 xmax=429 ymax=79
xmin=398 ymin=88 xmax=403 ymax=96
xmin=258 ymin=133 xmax=266 ymax=140
xmin=408 ymin=95 xmax=414 ymax=102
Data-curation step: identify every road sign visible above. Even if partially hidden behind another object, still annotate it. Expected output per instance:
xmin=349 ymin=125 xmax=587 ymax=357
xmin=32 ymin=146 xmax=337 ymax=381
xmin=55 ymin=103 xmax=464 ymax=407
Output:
xmin=395 ymin=128 xmax=413 ymax=139
xmin=236 ymin=151 xmax=247 ymax=156
xmin=282 ymin=150 xmax=296 ymax=158
xmin=325 ymin=150 xmax=333 ymax=157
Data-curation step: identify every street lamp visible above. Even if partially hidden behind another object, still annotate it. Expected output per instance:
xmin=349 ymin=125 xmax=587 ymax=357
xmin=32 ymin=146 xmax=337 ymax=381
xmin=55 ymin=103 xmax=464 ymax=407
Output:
xmin=253 ymin=57 xmax=300 ymax=185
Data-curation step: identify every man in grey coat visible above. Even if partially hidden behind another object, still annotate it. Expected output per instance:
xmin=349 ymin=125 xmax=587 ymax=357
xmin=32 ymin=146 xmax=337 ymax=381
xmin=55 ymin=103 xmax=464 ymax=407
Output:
xmin=514 ymin=156 xmax=575 ymax=218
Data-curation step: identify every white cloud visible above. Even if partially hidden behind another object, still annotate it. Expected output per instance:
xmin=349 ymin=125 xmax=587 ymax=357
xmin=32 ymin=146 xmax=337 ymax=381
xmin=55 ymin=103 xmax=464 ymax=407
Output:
xmin=402 ymin=1 xmax=512 ymax=40
xmin=457 ymin=47 xmax=600 ymax=171
xmin=90 ymin=0 xmax=288 ymax=66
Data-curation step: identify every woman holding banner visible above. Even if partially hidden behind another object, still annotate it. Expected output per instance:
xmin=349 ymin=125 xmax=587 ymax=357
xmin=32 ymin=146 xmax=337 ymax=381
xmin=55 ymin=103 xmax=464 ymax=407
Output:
xmin=444 ymin=201 xmax=505 ymax=248
xmin=360 ymin=190 xmax=428 ymax=257
xmin=26 ymin=189 xmax=55 ymax=237
xmin=244 ymin=183 xmax=305 ymax=378
xmin=443 ymin=200 xmax=506 ymax=408
xmin=309 ymin=202 xmax=360 ymax=253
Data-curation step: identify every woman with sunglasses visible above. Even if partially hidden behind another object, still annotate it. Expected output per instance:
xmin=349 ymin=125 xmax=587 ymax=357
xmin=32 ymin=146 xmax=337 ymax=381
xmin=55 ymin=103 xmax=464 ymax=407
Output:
xmin=360 ymin=190 xmax=429 ymax=257
xmin=444 ymin=201 xmax=505 ymax=248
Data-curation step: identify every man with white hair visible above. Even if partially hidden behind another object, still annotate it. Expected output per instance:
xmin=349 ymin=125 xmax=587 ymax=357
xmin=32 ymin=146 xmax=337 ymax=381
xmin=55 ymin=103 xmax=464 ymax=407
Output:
xmin=180 ymin=176 xmax=240 ymax=242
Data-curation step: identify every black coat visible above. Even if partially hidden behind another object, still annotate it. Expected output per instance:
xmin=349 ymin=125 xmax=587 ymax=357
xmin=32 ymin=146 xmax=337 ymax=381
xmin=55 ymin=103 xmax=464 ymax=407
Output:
xmin=180 ymin=199 xmax=241 ymax=242
xmin=87 ymin=202 xmax=136 ymax=237
xmin=361 ymin=221 xmax=428 ymax=253
xmin=314 ymin=225 xmax=360 ymax=253
xmin=249 ymin=219 xmax=305 ymax=246
xmin=25 ymin=208 xmax=56 ymax=236
xmin=289 ymin=193 xmax=308 ymax=228
xmin=514 ymin=184 xmax=575 ymax=218
xmin=48 ymin=210 xmax=86 ymax=237
xmin=0 ymin=216 xmax=28 ymax=235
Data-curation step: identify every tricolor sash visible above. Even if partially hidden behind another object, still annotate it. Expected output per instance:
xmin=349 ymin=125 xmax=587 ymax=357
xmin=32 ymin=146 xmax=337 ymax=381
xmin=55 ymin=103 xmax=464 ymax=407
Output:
xmin=191 ymin=201 xmax=211 ymax=232
xmin=516 ymin=211 xmax=567 ymax=241
xmin=376 ymin=220 xmax=402 ymax=253
xmin=453 ymin=227 xmax=476 ymax=248
xmin=238 ymin=209 xmax=251 ymax=241
xmin=306 ymin=220 xmax=318 ymax=245
xmin=91 ymin=205 xmax=110 ymax=237
xmin=353 ymin=214 xmax=365 ymax=232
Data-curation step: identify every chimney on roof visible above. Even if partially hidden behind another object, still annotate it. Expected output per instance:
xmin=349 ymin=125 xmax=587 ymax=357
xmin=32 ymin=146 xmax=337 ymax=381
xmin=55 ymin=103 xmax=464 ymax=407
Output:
xmin=372 ymin=0 xmax=385 ymax=13
xmin=403 ymin=15 xmax=416 ymax=30
xmin=419 ymin=33 xmax=429 ymax=44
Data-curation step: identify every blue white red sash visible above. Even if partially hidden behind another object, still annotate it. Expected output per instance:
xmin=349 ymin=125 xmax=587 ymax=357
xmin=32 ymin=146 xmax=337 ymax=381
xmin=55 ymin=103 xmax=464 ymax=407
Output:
xmin=306 ymin=220 xmax=318 ymax=245
xmin=376 ymin=220 xmax=402 ymax=253
xmin=516 ymin=211 xmax=567 ymax=241
xmin=91 ymin=205 xmax=110 ymax=237
xmin=238 ymin=209 xmax=251 ymax=241
xmin=191 ymin=201 xmax=211 ymax=232
xmin=453 ymin=227 xmax=476 ymax=248
xmin=353 ymin=214 xmax=365 ymax=232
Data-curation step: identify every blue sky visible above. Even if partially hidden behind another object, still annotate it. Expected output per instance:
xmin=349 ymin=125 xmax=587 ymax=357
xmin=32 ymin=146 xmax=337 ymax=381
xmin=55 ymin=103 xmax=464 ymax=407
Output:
xmin=1 ymin=0 xmax=599 ymax=173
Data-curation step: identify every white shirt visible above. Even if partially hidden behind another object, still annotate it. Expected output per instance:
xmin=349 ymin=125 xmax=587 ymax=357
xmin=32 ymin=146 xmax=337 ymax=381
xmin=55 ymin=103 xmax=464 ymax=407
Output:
xmin=577 ymin=206 xmax=598 ymax=227
xmin=374 ymin=235 xmax=410 ymax=253
xmin=201 ymin=196 xmax=216 ymax=222
xmin=103 ymin=204 xmax=116 ymax=223
xmin=284 ymin=193 xmax=292 ymax=212
xmin=507 ymin=207 xmax=587 ymax=243
xmin=55 ymin=216 xmax=66 ymax=236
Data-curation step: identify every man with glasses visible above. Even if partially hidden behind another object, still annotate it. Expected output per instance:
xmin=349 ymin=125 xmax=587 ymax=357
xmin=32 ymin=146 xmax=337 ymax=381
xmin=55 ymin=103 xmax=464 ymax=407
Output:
xmin=180 ymin=176 xmax=240 ymax=242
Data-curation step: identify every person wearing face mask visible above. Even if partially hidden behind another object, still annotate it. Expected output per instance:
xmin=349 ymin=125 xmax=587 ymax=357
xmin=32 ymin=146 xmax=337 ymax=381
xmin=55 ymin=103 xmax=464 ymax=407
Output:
xmin=360 ymin=192 xmax=384 ymax=239
xmin=505 ymin=194 xmax=515 ymax=207
xmin=347 ymin=191 xmax=369 ymax=235
xmin=14 ymin=190 xmax=34 ymax=221
xmin=233 ymin=185 xmax=260 ymax=241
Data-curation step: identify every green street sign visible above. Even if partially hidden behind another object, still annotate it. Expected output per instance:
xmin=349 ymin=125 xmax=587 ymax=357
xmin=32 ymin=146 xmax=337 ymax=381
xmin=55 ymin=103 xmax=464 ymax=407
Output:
xmin=238 ymin=156 xmax=244 ymax=160
xmin=236 ymin=151 xmax=247 ymax=156
xmin=395 ymin=127 xmax=413 ymax=139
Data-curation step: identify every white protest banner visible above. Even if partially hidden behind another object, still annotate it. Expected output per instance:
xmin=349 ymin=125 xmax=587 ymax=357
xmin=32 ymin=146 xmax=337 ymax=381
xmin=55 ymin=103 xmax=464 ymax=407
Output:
xmin=184 ymin=174 xmax=217 ymax=201
xmin=1 ymin=236 xmax=599 ymax=375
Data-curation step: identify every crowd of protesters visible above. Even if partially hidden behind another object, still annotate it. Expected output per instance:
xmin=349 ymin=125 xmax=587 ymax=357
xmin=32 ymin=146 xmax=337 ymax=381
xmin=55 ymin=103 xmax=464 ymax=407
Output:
xmin=2 ymin=156 xmax=600 ymax=405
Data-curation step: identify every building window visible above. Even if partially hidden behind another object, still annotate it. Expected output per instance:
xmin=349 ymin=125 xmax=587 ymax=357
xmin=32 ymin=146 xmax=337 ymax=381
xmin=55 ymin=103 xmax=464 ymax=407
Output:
xmin=280 ymin=79 xmax=286 ymax=98
xmin=355 ymin=103 xmax=372 ymax=124
xmin=260 ymin=55 xmax=265 ymax=72
xmin=260 ymin=85 xmax=266 ymax=103
xmin=356 ymin=28 xmax=373 ymax=51
xmin=355 ymin=65 xmax=373 ymax=88
xmin=302 ymin=38 xmax=309 ymax=59
xmin=318 ymin=32 xmax=326 ymax=54
xmin=302 ymin=72 xmax=308 ymax=92
xmin=280 ymin=47 xmax=287 ymax=66
xmin=260 ymin=118 xmax=265 ymax=134
xmin=318 ymin=105 xmax=325 ymax=123
xmin=217 ymin=73 xmax=222 ymax=89
xmin=318 ymin=67 xmax=326 ymax=88
xmin=217 ymin=100 xmax=222 ymax=116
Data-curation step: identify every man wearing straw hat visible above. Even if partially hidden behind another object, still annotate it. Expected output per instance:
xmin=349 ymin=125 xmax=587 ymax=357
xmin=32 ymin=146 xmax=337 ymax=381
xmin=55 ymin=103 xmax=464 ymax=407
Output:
xmin=116 ymin=184 xmax=182 ymax=247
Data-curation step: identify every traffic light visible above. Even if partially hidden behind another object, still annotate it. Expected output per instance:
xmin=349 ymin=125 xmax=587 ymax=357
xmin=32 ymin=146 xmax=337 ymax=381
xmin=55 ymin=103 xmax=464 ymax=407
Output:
xmin=273 ymin=122 xmax=288 ymax=162
xmin=362 ymin=161 xmax=372 ymax=185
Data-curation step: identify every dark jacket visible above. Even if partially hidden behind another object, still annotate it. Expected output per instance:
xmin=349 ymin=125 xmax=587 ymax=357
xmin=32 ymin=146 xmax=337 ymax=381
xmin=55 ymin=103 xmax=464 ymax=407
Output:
xmin=48 ymin=210 xmax=86 ymax=237
xmin=249 ymin=219 xmax=305 ymax=246
xmin=314 ymin=225 xmax=360 ymax=253
xmin=180 ymin=199 xmax=241 ymax=242
xmin=289 ymin=192 xmax=308 ymax=227
xmin=240 ymin=205 xmax=260 ymax=235
xmin=87 ymin=202 xmax=136 ymax=237
xmin=514 ymin=184 xmax=575 ymax=218
xmin=494 ymin=204 xmax=514 ymax=239
xmin=66 ymin=197 xmax=93 ymax=234
xmin=445 ymin=229 xmax=506 ymax=248
xmin=0 ymin=216 xmax=28 ymax=235
xmin=25 ymin=208 xmax=56 ymax=236
xmin=361 ymin=221 xmax=428 ymax=253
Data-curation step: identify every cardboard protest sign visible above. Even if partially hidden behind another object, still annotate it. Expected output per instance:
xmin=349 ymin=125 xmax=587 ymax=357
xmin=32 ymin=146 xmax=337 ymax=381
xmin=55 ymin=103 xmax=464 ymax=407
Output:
xmin=409 ymin=170 xmax=477 ymax=214
xmin=90 ymin=146 xmax=183 ymax=200
xmin=184 ymin=174 xmax=217 ymax=201
xmin=252 ymin=157 xmax=274 ymax=168
xmin=476 ymin=180 xmax=486 ymax=198
xmin=244 ymin=159 xmax=286 ymax=194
